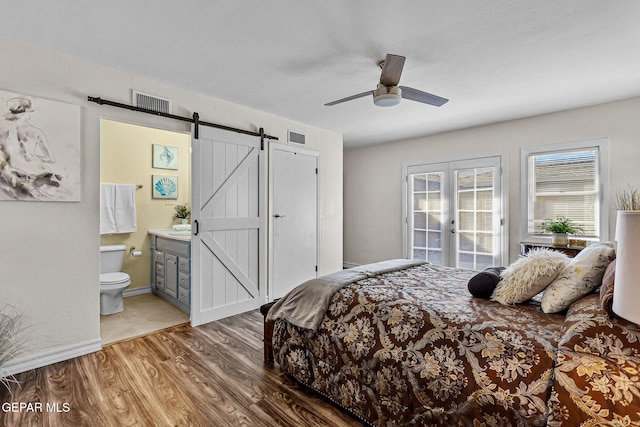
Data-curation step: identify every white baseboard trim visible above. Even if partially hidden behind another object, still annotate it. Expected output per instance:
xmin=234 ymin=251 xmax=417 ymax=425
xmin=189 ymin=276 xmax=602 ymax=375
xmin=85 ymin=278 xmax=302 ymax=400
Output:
xmin=343 ymin=262 xmax=360 ymax=269
xmin=123 ymin=285 xmax=151 ymax=297
xmin=1 ymin=338 xmax=102 ymax=377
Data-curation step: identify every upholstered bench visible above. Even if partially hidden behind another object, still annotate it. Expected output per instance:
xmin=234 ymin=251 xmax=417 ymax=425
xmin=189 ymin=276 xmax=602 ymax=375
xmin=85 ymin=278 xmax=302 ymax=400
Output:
xmin=260 ymin=299 xmax=279 ymax=362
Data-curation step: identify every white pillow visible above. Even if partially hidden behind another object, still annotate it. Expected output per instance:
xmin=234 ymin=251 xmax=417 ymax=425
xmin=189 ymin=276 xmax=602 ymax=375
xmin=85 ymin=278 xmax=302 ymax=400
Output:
xmin=492 ymin=248 xmax=570 ymax=305
xmin=541 ymin=242 xmax=616 ymax=314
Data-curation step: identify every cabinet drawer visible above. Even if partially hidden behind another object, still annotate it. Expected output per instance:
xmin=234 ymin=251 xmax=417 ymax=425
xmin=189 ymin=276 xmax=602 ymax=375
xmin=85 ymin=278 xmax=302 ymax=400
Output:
xmin=157 ymin=237 xmax=190 ymax=258
xmin=154 ymin=250 xmax=165 ymax=264
xmin=178 ymin=258 xmax=190 ymax=274
xmin=155 ymin=275 xmax=165 ymax=291
xmin=156 ymin=263 xmax=165 ymax=277
xmin=178 ymin=287 xmax=190 ymax=305
xmin=178 ymin=272 xmax=190 ymax=290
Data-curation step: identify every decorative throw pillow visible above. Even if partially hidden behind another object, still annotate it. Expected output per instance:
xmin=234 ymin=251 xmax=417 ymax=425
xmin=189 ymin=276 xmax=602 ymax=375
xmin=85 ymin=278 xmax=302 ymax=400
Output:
xmin=492 ymin=248 xmax=570 ymax=305
xmin=599 ymin=259 xmax=616 ymax=318
xmin=468 ymin=266 xmax=505 ymax=299
xmin=541 ymin=242 xmax=616 ymax=314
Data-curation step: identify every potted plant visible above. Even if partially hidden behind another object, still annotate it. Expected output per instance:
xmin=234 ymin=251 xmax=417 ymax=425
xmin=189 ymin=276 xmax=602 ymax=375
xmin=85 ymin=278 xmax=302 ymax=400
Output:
xmin=616 ymin=185 xmax=640 ymax=211
xmin=1 ymin=305 xmax=27 ymax=392
xmin=540 ymin=216 xmax=583 ymax=245
xmin=172 ymin=203 xmax=190 ymax=224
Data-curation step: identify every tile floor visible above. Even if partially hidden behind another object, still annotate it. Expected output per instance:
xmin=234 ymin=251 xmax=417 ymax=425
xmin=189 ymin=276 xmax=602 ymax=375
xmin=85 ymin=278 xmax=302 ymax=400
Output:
xmin=100 ymin=293 xmax=189 ymax=345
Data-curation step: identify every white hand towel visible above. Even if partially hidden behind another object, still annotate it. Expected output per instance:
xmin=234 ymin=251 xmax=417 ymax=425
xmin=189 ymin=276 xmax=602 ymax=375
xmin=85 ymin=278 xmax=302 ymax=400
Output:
xmin=114 ymin=184 xmax=137 ymax=233
xmin=100 ymin=184 xmax=116 ymax=234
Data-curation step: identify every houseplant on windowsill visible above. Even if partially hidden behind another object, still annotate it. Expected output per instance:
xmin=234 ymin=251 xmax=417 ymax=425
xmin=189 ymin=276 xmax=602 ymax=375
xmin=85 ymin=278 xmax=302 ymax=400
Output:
xmin=172 ymin=203 xmax=190 ymax=224
xmin=540 ymin=217 xmax=583 ymax=246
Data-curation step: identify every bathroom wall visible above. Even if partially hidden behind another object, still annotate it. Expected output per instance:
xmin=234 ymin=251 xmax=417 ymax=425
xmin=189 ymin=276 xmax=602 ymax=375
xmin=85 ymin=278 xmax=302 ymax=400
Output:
xmin=100 ymin=119 xmax=191 ymax=291
xmin=0 ymin=35 xmax=343 ymax=374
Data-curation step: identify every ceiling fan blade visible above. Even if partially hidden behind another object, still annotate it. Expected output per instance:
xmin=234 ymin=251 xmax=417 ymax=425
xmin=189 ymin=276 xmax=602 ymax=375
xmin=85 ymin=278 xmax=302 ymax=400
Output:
xmin=399 ymin=86 xmax=449 ymax=107
xmin=324 ymin=90 xmax=373 ymax=106
xmin=380 ymin=54 xmax=406 ymax=87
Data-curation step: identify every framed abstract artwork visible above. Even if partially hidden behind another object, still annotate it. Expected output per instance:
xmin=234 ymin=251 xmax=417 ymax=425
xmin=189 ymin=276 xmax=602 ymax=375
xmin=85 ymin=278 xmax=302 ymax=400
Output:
xmin=152 ymin=174 xmax=178 ymax=199
xmin=0 ymin=89 xmax=81 ymax=201
xmin=152 ymin=144 xmax=178 ymax=170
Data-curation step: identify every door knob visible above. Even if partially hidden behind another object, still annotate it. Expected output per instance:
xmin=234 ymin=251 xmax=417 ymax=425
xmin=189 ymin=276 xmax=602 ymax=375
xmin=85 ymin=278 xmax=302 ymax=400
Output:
xmin=274 ymin=214 xmax=286 ymax=218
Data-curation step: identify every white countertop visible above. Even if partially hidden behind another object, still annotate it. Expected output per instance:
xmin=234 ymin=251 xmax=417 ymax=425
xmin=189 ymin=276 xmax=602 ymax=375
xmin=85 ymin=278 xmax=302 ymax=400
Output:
xmin=148 ymin=229 xmax=192 ymax=241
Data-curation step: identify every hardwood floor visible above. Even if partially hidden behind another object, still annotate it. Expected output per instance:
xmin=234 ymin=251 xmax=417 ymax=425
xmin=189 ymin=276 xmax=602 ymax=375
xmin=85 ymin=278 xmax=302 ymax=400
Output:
xmin=0 ymin=310 xmax=363 ymax=427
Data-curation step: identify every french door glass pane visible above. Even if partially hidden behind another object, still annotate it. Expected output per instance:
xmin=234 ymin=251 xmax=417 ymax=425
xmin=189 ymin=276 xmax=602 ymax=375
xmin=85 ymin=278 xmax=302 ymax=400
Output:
xmin=476 ymin=232 xmax=493 ymax=253
xmin=428 ymin=174 xmax=441 ymax=191
xmin=455 ymin=167 xmax=496 ymax=270
xmin=428 ymin=212 xmax=442 ymax=230
xmin=477 ymin=190 xmax=493 ymax=210
xmin=411 ymin=172 xmax=444 ymax=264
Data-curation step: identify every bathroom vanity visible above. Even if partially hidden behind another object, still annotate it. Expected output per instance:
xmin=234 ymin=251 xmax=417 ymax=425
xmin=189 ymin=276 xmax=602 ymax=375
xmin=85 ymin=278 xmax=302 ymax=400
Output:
xmin=149 ymin=230 xmax=191 ymax=314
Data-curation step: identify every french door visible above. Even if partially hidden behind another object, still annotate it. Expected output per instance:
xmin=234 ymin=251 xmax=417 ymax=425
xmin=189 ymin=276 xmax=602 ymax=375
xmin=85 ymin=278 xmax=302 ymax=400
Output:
xmin=405 ymin=157 xmax=504 ymax=270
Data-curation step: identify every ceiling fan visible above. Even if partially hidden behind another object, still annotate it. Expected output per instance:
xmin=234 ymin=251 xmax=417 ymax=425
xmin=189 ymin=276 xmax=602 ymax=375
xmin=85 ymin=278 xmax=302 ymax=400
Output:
xmin=325 ymin=54 xmax=448 ymax=108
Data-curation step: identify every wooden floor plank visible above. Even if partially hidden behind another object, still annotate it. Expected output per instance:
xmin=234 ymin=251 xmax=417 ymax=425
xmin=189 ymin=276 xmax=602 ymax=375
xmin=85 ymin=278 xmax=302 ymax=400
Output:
xmin=1 ymin=310 xmax=363 ymax=426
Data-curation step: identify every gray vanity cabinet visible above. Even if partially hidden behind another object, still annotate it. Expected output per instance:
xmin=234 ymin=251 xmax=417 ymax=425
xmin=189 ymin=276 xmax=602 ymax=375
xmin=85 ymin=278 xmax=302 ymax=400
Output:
xmin=150 ymin=235 xmax=191 ymax=314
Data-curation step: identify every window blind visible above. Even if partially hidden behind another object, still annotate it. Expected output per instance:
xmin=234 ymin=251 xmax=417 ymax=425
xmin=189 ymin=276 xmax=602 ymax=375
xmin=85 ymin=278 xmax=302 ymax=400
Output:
xmin=528 ymin=148 xmax=599 ymax=237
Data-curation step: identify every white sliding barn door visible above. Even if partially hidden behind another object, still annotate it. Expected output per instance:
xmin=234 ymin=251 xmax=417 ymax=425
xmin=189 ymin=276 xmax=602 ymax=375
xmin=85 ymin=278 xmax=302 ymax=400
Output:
xmin=191 ymin=126 xmax=264 ymax=326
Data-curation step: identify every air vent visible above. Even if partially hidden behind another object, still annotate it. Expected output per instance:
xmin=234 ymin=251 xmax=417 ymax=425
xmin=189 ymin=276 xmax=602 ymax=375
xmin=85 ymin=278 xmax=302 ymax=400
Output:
xmin=288 ymin=130 xmax=306 ymax=145
xmin=132 ymin=90 xmax=172 ymax=114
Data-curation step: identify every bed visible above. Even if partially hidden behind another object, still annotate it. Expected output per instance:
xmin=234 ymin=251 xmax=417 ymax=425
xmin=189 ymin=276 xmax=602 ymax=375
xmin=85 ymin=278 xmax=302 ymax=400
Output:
xmin=263 ymin=259 xmax=640 ymax=426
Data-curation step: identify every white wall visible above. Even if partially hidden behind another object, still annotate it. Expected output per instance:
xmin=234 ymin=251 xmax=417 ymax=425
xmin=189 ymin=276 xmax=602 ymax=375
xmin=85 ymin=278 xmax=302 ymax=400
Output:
xmin=0 ymin=36 xmax=342 ymax=372
xmin=344 ymin=96 xmax=640 ymax=265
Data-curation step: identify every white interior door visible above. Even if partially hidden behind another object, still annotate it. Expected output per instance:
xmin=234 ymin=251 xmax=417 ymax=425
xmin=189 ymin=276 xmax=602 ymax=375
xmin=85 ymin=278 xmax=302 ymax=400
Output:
xmin=270 ymin=144 xmax=318 ymax=300
xmin=191 ymin=126 xmax=264 ymax=326
xmin=406 ymin=156 xmax=504 ymax=269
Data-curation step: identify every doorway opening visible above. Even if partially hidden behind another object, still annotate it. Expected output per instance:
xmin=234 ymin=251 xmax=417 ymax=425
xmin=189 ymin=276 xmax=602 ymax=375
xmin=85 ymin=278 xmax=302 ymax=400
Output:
xmin=99 ymin=118 xmax=191 ymax=344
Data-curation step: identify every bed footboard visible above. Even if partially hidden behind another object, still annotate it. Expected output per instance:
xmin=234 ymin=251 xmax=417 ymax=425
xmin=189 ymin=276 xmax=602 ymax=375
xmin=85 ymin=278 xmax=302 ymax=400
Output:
xmin=260 ymin=300 xmax=278 ymax=362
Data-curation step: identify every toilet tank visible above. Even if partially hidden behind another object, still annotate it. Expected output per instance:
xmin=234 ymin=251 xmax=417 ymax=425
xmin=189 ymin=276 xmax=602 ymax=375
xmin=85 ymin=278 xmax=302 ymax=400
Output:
xmin=100 ymin=245 xmax=127 ymax=274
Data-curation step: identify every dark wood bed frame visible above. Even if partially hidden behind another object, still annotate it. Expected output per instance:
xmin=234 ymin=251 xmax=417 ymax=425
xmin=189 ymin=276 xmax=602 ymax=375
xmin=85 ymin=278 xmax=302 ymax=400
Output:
xmin=260 ymin=300 xmax=278 ymax=362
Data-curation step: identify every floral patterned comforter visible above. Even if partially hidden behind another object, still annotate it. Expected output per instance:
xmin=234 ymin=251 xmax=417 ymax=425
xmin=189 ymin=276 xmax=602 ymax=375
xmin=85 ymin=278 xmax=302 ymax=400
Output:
xmin=547 ymin=294 xmax=640 ymax=426
xmin=273 ymin=263 xmax=566 ymax=426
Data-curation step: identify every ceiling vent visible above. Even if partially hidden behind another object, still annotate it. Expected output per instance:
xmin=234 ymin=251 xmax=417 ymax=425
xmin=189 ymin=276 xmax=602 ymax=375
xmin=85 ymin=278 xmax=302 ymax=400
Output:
xmin=288 ymin=130 xmax=306 ymax=145
xmin=132 ymin=90 xmax=172 ymax=114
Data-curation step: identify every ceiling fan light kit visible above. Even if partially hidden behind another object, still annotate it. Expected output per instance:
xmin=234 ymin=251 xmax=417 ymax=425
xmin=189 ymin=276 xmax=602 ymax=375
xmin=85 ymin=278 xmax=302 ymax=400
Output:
xmin=325 ymin=53 xmax=449 ymax=108
xmin=373 ymin=84 xmax=402 ymax=107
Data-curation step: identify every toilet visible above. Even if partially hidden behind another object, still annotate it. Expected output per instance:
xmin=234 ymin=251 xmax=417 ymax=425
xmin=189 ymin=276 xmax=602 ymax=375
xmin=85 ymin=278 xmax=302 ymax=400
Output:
xmin=99 ymin=245 xmax=131 ymax=315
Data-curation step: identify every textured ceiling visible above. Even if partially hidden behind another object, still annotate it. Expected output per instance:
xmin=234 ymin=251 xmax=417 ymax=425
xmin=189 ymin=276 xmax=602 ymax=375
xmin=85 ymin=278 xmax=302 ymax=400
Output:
xmin=2 ymin=1 xmax=640 ymax=147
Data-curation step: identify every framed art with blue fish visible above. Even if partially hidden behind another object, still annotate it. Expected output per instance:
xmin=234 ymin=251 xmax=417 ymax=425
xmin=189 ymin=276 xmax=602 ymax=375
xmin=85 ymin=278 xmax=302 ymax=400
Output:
xmin=152 ymin=175 xmax=178 ymax=199
xmin=152 ymin=144 xmax=179 ymax=170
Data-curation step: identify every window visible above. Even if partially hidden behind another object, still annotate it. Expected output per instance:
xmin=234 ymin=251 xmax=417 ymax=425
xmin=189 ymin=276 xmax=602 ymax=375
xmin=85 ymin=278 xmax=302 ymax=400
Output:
xmin=521 ymin=139 xmax=609 ymax=241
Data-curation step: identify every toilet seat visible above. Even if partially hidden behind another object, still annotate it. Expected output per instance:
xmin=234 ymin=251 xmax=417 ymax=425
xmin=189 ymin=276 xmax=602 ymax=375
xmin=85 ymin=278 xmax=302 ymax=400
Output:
xmin=100 ymin=272 xmax=131 ymax=286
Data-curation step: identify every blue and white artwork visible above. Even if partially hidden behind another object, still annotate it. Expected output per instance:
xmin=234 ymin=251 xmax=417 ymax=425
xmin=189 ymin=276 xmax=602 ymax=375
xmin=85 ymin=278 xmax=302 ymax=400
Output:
xmin=0 ymin=89 xmax=81 ymax=201
xmin=152 ymin=144 xmax=178 ymax=170
xmin=152 ymin=175 xmax=178 ymax=199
